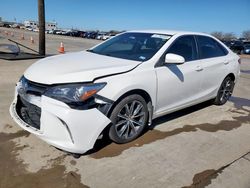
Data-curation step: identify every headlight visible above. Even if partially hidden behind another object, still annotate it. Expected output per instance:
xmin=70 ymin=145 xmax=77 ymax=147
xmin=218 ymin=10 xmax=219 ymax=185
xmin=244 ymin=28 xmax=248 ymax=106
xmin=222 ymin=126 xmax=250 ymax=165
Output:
xmin=44 ymin=83 xmax=106 ymax=103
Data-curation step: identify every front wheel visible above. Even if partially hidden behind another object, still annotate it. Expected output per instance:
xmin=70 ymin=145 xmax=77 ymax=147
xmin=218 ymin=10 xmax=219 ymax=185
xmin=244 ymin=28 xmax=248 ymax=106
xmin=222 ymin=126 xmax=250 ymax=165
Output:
xmin=214 ymin=76 xmax=234 ymax=105
xmin=109 ymin=94 xmax=148 ymax=144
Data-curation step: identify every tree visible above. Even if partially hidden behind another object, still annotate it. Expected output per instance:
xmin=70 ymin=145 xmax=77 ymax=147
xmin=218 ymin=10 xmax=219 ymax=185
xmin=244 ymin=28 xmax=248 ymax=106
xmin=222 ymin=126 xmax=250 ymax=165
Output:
xmin=211 ymin=32 xmax=224 ymax=40
xmin=242 ymin=30 xmax=250 ymax=40
xmin=38 ymin=0 xmax=45 ymax=55
xmin=222 ymin=32 xmax=236 ymax=41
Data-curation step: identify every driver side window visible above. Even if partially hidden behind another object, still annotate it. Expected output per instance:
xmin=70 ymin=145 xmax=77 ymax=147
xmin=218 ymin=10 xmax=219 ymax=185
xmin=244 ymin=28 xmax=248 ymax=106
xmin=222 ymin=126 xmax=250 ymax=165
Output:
xmin=167 ymin=35 xmax=198 ymax=62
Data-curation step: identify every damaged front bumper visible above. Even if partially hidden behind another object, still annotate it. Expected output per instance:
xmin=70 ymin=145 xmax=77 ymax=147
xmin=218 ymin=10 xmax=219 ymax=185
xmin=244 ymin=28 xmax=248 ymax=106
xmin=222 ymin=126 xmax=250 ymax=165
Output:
xmin=10 ymin=84 xmax=112 ymax=154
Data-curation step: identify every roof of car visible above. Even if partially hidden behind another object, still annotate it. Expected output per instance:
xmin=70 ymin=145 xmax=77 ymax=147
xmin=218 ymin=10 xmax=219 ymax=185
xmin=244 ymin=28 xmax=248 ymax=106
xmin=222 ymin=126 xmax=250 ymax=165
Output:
xmin=127 ymin=30 xmax=211 ymax=36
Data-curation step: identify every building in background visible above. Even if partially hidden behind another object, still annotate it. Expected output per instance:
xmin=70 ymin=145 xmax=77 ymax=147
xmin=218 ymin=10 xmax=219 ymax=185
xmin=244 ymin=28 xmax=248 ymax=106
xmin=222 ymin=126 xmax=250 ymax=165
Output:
xmin=24 ymin=20 xmax=57 ymax=30
xmin=24 ymin=20 xmax=38 ymax=28
xmin=46 ymin=22 xmax=57 ymax=30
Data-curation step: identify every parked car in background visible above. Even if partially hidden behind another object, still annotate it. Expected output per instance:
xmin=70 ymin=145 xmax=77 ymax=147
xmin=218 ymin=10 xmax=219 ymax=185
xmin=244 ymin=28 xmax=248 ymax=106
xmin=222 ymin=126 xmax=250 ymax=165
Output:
xmin=101 ymin=33 xmax=111 ymax=40
xmin=65 ymin=30 xmax=74 ymax=36
xmin=223 ymin=41 xmax=232 ymax=48
xmin=55 ymin=30 xmax=63 ymax=35
xmin=51 ymin=29 xmax=60 ymax=34
xmin=83 ymin=31 xmax=90 ymax=38
xmin=83 ymin=31 xmax=98 ymax=39
xmin=33 ymin=28 xmax=39 ymax=32
xmin=96 ymin=32 xmax=107 ymax=40
xmin=11 ymin=24 xmax=20 ymax=29
xmin=242 ymin=44 xmax=250 ymax=54
xmin=3 ymin=24 xmax=11 ymax=28
xmin=90 ymin=32 xmax=98 ymax=39
xmin=229 ymin=40 xmax=244 ymax=54
xmin=25 ymin=26 xmax=33 ymax=31
xmin=10 ymin=30 xmax=240 ymax=155
xmin=48 ymin=30 xmax=54 ymax=34
xmin=102 ymin=33 xmax=116 ymax=40
xmin=243 ymin=41 xmax=250 ymax=45
xmin=66 ymin=30 xmax=85 ymax=37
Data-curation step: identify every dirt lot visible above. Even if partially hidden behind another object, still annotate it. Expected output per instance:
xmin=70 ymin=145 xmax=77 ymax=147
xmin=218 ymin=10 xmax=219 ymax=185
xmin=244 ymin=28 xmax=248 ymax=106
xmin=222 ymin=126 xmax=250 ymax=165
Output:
xmin=0 ymin=28 xmax=250 ymax=188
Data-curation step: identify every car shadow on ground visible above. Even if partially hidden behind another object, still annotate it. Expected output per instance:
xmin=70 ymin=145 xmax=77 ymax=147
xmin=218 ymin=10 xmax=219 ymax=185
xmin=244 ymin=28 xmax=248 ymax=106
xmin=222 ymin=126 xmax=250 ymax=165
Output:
xmin=85 ymin=100 xmax=213 ymax=157
xmin=150 ymin=100 xmax=212 ymax=129
xmin=83 ymin=96 xmax=249 ymax=159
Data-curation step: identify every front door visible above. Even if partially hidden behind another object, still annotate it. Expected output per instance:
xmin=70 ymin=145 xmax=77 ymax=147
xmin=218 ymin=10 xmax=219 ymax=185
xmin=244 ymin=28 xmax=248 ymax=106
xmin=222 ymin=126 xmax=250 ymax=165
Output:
xmin=155 ymin=35 xmax=204 ymax=115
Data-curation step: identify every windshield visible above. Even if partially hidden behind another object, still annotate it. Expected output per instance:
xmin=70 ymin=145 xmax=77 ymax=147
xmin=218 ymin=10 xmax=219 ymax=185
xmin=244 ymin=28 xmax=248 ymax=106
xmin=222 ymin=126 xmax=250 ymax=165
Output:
xmin=88 ymin=32 xmax=171 ymax=61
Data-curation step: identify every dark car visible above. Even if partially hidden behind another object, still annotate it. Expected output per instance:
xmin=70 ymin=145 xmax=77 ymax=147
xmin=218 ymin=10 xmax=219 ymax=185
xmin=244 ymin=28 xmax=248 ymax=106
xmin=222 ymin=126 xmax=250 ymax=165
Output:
xmin=223 ymin=41 xmax=232 ymax=48
xmin=83 ymin=31 xmax=98 ymax=39
xmin=3 ymin=24 xmax=11 ymax=28
xmin=83 ymin=32 xmax=90 ymax=38
xmin=229 ymin=41 xmax=244 ymax=54
xmin=65 ymin=30 xmax=85 ymax=37
xmin=89 ymin=32 xmax=98 ymax=39
xmin=243 ymin=41 xmax=250 ymax=45
xmin=242 ymin=44 xmax=250 ymax=54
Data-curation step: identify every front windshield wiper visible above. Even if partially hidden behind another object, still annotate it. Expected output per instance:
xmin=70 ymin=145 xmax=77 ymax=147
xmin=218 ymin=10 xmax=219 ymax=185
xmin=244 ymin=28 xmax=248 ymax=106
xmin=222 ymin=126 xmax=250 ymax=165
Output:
xmin=86 ymin=49 xmax=94 ymax=52
xmin=86 ymin=49 xmax=111 ymax=57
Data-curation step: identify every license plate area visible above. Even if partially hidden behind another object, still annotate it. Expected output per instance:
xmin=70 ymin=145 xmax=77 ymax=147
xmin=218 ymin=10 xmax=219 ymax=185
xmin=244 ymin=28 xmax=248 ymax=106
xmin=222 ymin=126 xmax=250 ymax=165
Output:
xmin=16 ymin=95 xmax=41 ymax=130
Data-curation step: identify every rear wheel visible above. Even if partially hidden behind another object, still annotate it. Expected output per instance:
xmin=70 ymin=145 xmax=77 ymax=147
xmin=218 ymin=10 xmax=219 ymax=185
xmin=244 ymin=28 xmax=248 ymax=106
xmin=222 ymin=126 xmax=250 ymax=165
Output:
xmin=109 ymin=94 xmax=148 ymax=144
xmin=214 ymin=76 xmax=234 ymax=105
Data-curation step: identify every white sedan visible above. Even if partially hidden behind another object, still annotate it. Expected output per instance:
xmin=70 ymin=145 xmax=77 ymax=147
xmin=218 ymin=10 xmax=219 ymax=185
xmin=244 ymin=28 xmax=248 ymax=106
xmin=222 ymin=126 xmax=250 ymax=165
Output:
xmin=10 ymin=30 xmax=240 ymax=155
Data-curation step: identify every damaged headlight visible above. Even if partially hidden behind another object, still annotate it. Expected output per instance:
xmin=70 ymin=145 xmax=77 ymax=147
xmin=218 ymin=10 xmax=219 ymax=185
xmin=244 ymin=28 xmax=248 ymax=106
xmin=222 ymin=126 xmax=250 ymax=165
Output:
xmin=44 ymin=83 xmax=106 ymax=103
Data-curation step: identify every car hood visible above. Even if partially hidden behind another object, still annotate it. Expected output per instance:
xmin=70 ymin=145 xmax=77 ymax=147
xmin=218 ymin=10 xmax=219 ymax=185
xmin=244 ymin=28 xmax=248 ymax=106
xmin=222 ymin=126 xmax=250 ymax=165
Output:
xmin=24 ymin=51 xmax=141 ymax=84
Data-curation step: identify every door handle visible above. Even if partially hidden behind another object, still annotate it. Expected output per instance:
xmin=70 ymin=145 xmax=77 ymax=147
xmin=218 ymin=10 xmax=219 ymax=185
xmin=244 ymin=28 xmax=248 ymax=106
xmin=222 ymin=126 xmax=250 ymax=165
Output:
xmin=224 ymin=61 xmax=229 ymax=65
xmin=195 ymin=66 xmax=203 ymax=72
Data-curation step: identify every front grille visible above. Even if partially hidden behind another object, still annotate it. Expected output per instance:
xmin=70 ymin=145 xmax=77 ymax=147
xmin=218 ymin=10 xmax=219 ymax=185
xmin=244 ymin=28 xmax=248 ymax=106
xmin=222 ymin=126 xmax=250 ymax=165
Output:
xmin=15 ymin=77 xmax=49 ymax=129
xmin=16 ymin=95 xmax=41 ymax=129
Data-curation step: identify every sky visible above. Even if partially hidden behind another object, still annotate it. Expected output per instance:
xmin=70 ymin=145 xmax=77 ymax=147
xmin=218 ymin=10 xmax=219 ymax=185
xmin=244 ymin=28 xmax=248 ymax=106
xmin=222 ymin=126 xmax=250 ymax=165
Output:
xmin=1 ymin=0 xmax=249 ymax=36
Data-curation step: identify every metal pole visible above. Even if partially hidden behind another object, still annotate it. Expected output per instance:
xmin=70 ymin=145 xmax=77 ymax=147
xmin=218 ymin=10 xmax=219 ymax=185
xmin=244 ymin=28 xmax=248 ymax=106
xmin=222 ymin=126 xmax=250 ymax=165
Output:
xmin=38 ymin=0 xmax=45 ymax=55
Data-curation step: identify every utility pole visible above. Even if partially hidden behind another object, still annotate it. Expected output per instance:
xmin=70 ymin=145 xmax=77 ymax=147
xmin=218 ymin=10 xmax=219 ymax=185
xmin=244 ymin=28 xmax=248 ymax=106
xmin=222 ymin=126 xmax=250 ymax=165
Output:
xmin=38 ymin=0 xmax=45 ymax=55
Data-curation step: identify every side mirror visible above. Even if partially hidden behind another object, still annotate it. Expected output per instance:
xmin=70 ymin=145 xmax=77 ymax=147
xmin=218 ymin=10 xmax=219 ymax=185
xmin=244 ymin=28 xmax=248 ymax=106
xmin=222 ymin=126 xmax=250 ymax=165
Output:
xmin=165 ymin=53 xmax=185 ymax=64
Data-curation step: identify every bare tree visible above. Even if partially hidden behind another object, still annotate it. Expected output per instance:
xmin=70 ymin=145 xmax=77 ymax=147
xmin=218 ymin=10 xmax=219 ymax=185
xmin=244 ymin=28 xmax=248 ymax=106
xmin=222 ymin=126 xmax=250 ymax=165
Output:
xmin=38 ymin=0 xmax=45 ymax=55
xmin=242 ymin=30 xmax=250 ymax=40
xmin=222 ymin=32 xmax=236 ymax=41
xmin=211 ymin=31 xmax=224 ymax=40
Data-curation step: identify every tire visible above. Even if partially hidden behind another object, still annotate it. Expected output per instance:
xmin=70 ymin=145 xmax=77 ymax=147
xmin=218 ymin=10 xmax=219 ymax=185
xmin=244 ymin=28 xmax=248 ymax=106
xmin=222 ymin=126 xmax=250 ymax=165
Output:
xmin=109 ymin=94 xmax=148 ymax=144
xmin=214 ymin=76 xmax=234 ymax=105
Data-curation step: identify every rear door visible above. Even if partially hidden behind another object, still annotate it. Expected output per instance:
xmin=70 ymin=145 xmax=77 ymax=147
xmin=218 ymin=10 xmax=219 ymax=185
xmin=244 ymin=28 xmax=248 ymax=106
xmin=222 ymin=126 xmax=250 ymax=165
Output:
xmin=195 ymin=35 xmax=230 ymax=98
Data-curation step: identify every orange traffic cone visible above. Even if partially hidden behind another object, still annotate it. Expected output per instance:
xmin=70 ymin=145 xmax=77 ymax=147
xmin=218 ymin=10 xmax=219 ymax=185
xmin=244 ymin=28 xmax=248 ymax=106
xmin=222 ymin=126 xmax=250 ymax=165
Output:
xmin=21 ymin=34 xmax=24 ymax=40
xmin=30 ymin=36 xmax=34 ymax=44
xmin=58 ymin=42 xmax=65 ymax=53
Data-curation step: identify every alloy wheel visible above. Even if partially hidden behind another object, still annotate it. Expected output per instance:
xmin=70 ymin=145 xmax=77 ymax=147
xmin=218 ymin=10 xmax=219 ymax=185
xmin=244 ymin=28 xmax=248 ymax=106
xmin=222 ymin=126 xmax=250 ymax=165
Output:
xmin=219 ymin=78 xmax=234 ymax=103
xmin=114 ymin=100 xmax=146 ymax=140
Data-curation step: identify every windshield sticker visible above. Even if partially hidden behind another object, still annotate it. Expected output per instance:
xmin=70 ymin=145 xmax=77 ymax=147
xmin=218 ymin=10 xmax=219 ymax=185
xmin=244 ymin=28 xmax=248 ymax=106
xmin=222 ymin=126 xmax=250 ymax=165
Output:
xmin=139 ymin=56 xmax=146 ymax=60
xmin=151 ymin=34 xmax=171 ymax=40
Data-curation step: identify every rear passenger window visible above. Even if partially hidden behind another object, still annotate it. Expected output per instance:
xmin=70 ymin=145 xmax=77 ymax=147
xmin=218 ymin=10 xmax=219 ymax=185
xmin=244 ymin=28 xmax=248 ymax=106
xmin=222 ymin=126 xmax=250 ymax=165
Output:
xmin=167 ymin=36 xmax=198 ymax=62
xmin=196 ymin=36 xmax=228 ymax=59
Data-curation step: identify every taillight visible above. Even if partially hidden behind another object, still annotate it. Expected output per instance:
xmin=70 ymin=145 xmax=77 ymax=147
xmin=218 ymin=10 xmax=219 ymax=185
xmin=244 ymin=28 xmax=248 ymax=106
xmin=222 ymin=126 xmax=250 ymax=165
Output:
xmin=238 ymin=58 xmax=241 ymax=64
